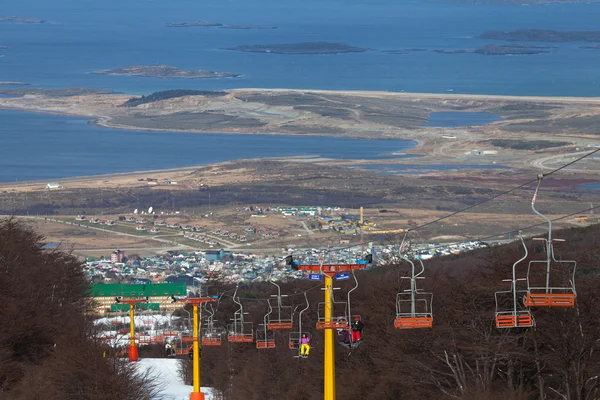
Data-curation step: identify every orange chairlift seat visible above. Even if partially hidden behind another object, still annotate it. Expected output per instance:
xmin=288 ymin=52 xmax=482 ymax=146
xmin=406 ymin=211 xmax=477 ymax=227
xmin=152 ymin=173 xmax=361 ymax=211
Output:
xmin=394 ymin=257 xmax=433 ymax=329
xmin=256 ymin=302 xmax=276 ymax=349
xmin=202 ymin=336 xmax=222 ymax=346
xmin=255 ymin=325 xmax=276 ymax=349
xmin=494 ymin=232 xmax=535 ymax=329
xmin=266 ymin=281 xmax=294 ymax=330
xmin=523 ymin=176 xmax=576 ymax=308
xmin=227 ymin=322 xmax=254 ymax=343
xmin=227 ymin=286 xmax=254 ymax=343
xmin=316 ymin=301 xmax=350 ymax=330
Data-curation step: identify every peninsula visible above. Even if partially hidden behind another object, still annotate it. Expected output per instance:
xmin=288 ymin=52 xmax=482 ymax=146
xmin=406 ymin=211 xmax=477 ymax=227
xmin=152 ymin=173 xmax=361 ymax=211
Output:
xmin=479 ymin=29 xmax=600 ymax=42
xmin=93 ymin=65 xmax=240 ymax=79
xmin=227 ymin=42 xmax=367 ymax=55
xmin=435 ymin=44 xmax=548 ymax=55
xmin=0 ymin=16 xmax=49 ymax=24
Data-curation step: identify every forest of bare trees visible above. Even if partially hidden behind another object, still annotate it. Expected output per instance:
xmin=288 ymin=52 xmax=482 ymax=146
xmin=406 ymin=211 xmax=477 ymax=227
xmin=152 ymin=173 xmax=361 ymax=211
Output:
xmin=189 ymin=224 xmax=600 ymax=400
xmin=1 ymin=216 xmax=598 ymax=400
xmin=0 ymin=218 xmax=160 ymax=400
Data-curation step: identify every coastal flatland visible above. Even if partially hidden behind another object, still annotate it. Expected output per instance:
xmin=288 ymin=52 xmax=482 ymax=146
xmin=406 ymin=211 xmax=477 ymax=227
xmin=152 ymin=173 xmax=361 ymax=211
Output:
xmin=1 ymin=88 xmax=598 ymax=254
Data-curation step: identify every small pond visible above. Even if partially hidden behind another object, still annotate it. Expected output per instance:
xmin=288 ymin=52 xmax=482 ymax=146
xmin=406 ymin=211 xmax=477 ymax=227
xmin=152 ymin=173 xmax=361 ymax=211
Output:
xmin=578 ymin=183 xmax=600 ymax=190
xmin=424 ymin=112 xmax=503 ymax=127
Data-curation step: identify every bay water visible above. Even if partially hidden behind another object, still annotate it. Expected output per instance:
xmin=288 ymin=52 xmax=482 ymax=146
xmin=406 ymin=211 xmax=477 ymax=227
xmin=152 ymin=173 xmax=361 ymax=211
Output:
xmin=1 ymin=0 xmax=599 ymax=181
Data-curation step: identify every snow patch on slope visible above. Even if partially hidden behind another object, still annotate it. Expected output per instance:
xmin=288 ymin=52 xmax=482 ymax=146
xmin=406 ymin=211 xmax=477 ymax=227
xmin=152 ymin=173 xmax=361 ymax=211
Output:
xmin=137 ymin=358 xmax=215 ymax=400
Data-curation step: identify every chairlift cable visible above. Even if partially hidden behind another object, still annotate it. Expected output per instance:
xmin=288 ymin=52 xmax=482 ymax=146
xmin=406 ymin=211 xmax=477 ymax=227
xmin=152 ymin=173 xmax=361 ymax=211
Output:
xmin=541 ymin=147 xmax=600 ymax=177
xmin=452 ymin=204 xmax=600 ymax=248
xmin=216 ymin=282 xmax=325 ymax=302
xmin=314 ymin=146 xmax=600 ymax=257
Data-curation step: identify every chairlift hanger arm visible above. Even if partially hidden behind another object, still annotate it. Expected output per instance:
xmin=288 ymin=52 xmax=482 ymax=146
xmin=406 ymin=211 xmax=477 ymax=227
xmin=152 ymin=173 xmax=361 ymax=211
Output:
xmin=531 ymin=175 xmax=553 ymax=243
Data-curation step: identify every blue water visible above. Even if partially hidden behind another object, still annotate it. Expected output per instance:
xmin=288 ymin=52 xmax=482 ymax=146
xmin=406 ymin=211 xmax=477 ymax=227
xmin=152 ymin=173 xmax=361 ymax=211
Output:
xmin=424 ymin=112 xmax=502 ymax=127
xmin=578 ymin=183 xmax=600 ymax=190
xmin=0 ymin=0 xmax=599 ymax=96
xmin=0 ymin=110 xmax=416 ymax=182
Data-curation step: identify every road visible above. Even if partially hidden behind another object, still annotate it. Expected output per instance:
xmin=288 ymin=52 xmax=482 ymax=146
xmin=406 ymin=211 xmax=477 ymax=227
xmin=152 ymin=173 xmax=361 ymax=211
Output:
xmin=16 ymin=215 xmax=268 ymax=254
xmin=530 ymin=150 xmax=598 ymax=173
xmin=300 ymin=221 xmax=314 ymax=235
xmin=18 ymin=216 xmax=195 ymax=249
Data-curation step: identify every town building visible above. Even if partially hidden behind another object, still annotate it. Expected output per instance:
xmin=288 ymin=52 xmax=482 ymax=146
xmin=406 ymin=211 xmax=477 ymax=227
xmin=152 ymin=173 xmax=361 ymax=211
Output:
xmin=110 ymin=250 xmax=126 ymax=263
xmin=89 ymin=283 xmax=187 ymax=314
xmin=205 ymin=249 xmax=233 ymax=262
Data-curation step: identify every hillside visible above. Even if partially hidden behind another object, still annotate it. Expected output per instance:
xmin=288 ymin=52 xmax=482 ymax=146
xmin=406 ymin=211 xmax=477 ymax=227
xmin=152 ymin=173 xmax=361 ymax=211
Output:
xmin=0 ymin=218 xmax=160 ymax=399
xmin=195 ymin=223 xmax=600 ymax=400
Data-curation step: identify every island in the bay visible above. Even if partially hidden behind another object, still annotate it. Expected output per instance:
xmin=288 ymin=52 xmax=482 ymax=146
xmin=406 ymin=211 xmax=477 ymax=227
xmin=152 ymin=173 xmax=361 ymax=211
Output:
xmin=227 ymin=42 xmax=368 ymax=55
xmin=0 ymin=16 xmax=50 ymax=24
xmin=582 ymin=44 xmax=600 ymax=49
xmin=0 ymin=81 xmax=28 ymax=86
xmin=435 ymin=44 xmax=549 ymax=55
xmin=93 ymin=65 xmax=240 ymax=79
xmin=479 ymin=29 xmax=600 ymax=42
xmin=165 ymin=20 xmax=276 ymax=29
xmin=165 ymin=20 xmax=223 ymax=27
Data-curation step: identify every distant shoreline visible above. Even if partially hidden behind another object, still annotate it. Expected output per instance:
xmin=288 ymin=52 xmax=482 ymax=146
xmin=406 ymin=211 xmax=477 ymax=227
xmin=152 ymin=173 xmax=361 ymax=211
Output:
xmin=1 ymin=88 xmax=600 ymax=133
xmin=1 ymin=87 xmax=599 ymax=185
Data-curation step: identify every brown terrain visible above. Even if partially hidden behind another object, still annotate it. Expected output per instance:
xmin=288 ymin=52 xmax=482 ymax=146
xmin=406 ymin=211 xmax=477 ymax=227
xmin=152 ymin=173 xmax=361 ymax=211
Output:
xmin=0 ymin=88 xmax=598 ymax=256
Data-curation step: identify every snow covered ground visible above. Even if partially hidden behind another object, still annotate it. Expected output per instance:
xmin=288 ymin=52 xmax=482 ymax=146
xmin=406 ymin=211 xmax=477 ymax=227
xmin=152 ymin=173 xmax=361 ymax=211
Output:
xmin=137 ymin=358 xmax=216 ymax=400
xmin=94 ymin=314 xmax=188 ymax=347
xmin=95 ymin=314 xmax=178 ymax=327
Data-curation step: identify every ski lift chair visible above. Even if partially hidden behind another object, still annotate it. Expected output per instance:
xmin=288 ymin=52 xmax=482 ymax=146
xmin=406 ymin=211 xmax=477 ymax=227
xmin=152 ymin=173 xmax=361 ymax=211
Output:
xmin=201 ymin=326 xmax=223 ymax=347
xmin=494 ymin=233 xmax=535 ymax=328
xmin=256 ymin=301 xmax=276 ymax=349
xmin=289 ymin=293 xmax=311 ymax=351
xmin=524 ymin=245 xmax=576 ymax=308
xmin=394 ymin=257 xmax=433 ymax=329
xmin=524 ymin=176 xmax=576 ymax=308
xmin=267 ymin=281 xmax=294 ymax=330
xmin=227 ymin=286 xmax=254 ymax=343
xmin=201 ymin=304 xmax=223 ymax=346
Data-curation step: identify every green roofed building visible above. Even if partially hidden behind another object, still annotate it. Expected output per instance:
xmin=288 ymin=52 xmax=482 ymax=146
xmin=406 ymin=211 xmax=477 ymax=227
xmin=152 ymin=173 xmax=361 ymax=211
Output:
xmin=90 ymin=283 xmax=187 ymax=314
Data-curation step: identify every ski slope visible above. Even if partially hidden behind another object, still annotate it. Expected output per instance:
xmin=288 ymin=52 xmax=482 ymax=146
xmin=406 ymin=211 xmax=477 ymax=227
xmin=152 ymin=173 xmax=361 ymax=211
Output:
xmin=137 ymin=358 xmax=215 ymax=400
